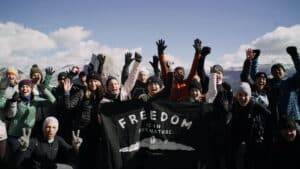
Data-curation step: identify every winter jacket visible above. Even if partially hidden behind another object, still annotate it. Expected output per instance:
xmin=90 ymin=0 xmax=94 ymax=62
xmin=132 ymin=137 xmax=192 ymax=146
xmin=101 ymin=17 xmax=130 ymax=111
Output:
xmin=52 ymin=84 xmax=83 ymax=144
xmin=0 ymin=80 xmax=18 ymax=119
xmin=159 ymin=52 xmax=200 ymax=101
xmin=16 ymin=136 xmax=76 ymax=169
xmin=240 ymin=58 xmax=269 ymax=107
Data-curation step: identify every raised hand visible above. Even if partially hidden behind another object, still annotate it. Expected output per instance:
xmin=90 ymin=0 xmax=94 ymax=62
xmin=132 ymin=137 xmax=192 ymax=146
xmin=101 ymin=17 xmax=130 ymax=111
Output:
xmin=287 ymin=46 xmax=298 ymax=57
xmin=201 ymin=46 xmax=211 ymax=57
xmin=10 ymin=92 xmax=20 ymax=102
xmin=134 ymin=52 xmax=142 ymax=63
xmin=63 ymin=78 xmax=72 ymax=93
xmin=18 ymin=128 xmax=31 ymax=151
xmin=156 ymin=39 xmax=167 ymax=56
xmin=97 ymin=54 xmax=106 ymax=66
xmin=193 ymin=39 xmax=202 ymax=54
xmin=252 ymin=49 xmax=261 ymax=60
xmin=125 ymin=52 xmax=134 ymax=66
xmin=72 ymin=130 xmax=82 ymax=150
xmin=45 ymin=67 xmax=55 ymax=76
xmin=246 ymin=48 xmax=254 ymax=60
xmin=149 ymin=55 xmax=159 ymax=69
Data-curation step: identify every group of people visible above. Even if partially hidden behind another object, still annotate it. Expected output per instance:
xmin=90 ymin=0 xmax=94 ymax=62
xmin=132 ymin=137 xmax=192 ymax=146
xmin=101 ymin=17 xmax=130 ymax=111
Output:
xmin=0 ymin=38 xmax=299 ymax=169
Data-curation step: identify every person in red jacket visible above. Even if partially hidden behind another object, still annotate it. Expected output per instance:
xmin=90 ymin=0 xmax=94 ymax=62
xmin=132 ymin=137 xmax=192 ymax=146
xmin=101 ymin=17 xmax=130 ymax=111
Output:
xmin=157 ymin=39 xmax=202 ymax=101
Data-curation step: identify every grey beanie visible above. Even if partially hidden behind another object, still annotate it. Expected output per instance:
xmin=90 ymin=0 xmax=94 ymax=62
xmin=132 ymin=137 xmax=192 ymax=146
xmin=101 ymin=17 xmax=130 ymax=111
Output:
xmin=236 ymin=82 xmax=251 ymax=96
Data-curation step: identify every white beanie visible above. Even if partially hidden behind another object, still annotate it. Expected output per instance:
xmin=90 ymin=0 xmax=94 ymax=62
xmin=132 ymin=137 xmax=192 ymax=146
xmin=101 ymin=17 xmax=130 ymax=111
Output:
xmin=236 ymin=82 xmax=251 ymax=96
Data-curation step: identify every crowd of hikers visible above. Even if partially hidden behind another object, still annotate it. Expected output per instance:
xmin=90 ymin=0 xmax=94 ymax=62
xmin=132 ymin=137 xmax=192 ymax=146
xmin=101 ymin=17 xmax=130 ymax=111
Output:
xmin=0 ymin=38 xmax=299 ymax=169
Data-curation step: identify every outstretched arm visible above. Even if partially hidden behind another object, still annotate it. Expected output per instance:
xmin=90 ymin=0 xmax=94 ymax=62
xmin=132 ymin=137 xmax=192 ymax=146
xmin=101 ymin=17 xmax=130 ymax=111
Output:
xmin=157 ymin=39 xmax=168 ymax=83
xmin=287 ymin=46 xmax=300 ymax=73
xmin=123 ymin=52 xmax=142 ymax=94
xmin=198 ymin=46 xmax=210 ymax=94
xmin=121 ymin=52 xmax=133 ymax=85
xmin=240 ymin=48 xmax=254 ymax=84
xmin=250 ymin=49 xmax=260 ymax=80
xmin=187 ymin=39 xmax=202 ymax=82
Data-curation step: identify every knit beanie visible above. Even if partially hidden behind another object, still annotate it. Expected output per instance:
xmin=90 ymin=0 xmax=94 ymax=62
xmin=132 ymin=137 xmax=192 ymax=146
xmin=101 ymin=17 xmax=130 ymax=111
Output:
xmin=254 ymin=72 xmax=267 ymax=80
xmin=18 ymin=79 xmax=33 ymax=89
xmin=57 ymin=72 xmax=68 ymax=81
xmin=211 ymin=64 xmax=224 ymax=74
xmin=236 ymin=82 xmax=251 ymax=96
xmin=6 ymin=67 xmax=18 ymax=77
xmin=30 ymin=64 xmax=43 ymax=81
xmin=189 ymin=80 xmax=202 ymax=92
xmin=147 ymin=76 xmax=163 ymax=87
xmin=87 ymin=71 xmax=101 ymax=82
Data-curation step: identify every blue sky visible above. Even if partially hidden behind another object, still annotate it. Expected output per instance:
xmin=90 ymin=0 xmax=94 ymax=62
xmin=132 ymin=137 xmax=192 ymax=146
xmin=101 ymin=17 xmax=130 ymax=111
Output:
xmin=0 ymin=0 xmax=300 ymax=75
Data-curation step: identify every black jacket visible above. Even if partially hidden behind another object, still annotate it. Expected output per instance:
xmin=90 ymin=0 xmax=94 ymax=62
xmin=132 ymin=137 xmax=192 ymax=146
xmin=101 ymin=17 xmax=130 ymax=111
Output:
xmin=16 ymin=136 xmax=76 ymax=169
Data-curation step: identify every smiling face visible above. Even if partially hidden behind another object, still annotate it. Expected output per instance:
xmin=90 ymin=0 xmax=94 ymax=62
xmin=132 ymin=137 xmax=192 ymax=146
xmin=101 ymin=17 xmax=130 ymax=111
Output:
xmin=7 ymin=73 xmax=17 ymax=84
xmin=20 ymin=85 xmax=32 ymax=96
xmin=88 ymin=79 xmax=100 ymax=91
xmin=237 ymin=92 xmax=251 ymax=107
xmin=255 ymin=76 xmax=267 ymax=90
xmin=147 ymin=82 xmax=161 ymax=96
xmin=107 ymin=79 xmax=120 ymax=95
xmin=31 ymin=73 xmax=42 ymax=84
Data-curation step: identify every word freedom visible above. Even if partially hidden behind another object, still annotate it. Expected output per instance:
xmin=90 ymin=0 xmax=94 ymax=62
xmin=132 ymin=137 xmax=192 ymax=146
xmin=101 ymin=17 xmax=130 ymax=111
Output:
xmin=118 ymin=110 xmax=193 ymax=130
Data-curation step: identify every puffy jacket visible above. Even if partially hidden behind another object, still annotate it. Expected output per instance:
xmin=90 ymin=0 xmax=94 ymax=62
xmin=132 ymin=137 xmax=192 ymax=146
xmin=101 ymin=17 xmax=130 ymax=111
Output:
xmin=16 ymin=136 xmax=76 ymax=169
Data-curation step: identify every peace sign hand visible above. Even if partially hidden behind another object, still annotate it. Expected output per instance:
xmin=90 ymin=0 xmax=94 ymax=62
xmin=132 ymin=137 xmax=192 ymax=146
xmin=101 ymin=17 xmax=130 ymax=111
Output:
xmin=18 ymin=128 xmax=31 ymax=151
xmin=72 ymin=130 xmax=83 ymax=150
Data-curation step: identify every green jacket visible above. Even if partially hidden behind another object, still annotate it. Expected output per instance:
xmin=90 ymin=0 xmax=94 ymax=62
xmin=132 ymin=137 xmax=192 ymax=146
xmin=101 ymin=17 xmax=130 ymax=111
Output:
xmin=1 ymin=88 xmax=56 ymax=137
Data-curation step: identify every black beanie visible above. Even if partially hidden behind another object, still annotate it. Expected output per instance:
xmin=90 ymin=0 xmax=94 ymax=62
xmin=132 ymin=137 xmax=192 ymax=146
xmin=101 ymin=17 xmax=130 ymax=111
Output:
xmin=189 ymin=80 xmax=202 ymax=92
xmin=57 ymin=72 xmax=68 ymax=81
xmin=87 ymin=71 xmax=101 ymax=82
xmin=254 ymin=72 xmax=267 ymax=80
xmin=147 ymin=76 xmax=163 ymax=87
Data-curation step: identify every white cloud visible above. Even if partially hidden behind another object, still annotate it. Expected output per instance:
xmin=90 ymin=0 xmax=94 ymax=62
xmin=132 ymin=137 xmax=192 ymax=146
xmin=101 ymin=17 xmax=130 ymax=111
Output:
xmin=220 ymin=24 xmax=300 ymax=69
xmin=0 ymin=22 xmax=141 ymax=79
xmin=0 ymin=22 xmax=56 ymax=58
xmin=50 ymin=26 xmax=90 ymax=49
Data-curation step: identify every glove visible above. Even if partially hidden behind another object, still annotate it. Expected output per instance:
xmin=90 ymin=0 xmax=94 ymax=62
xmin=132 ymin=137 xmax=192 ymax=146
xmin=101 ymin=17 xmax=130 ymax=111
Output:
xmin=134 ymin=52 xmax=142 ymax=63
xmin=125 ymin=52 xmax=134 ymax=66
xmin=166 ymin=60 xmax=175 ymax=72
xmin=201 ymin=46 xmax=211 ymax=57
xmin=67 ymin=66 xmax=80 ymax=79
xmin=45 ymin=67 xmax=55 ymax=76
xmin=252 ymin=49 xmax=261 ymax=60
xmin=97 ymin=54 xmax=106 ymax=66
xmin=193 ymin=38 xmax=202 ymax=54
xmin=18 ymin=128 xmax=31 ymax=151
xmin=156 ymin=39 xmax=167 ymax=56
xmin=10 ymin=92 xmax=20 ymax=102
xmin=286 ymin=46 xmax=298 ymax=57
xmin=149 ymin=55 xmax=159 ymax=70
xmin=72 ymin=130 xmax=83 ymax=150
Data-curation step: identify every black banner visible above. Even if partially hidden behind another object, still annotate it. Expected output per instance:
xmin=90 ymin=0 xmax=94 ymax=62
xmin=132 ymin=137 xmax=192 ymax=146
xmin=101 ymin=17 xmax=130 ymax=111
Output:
xmin=100 ymin=99 xmax=213 ymax=169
